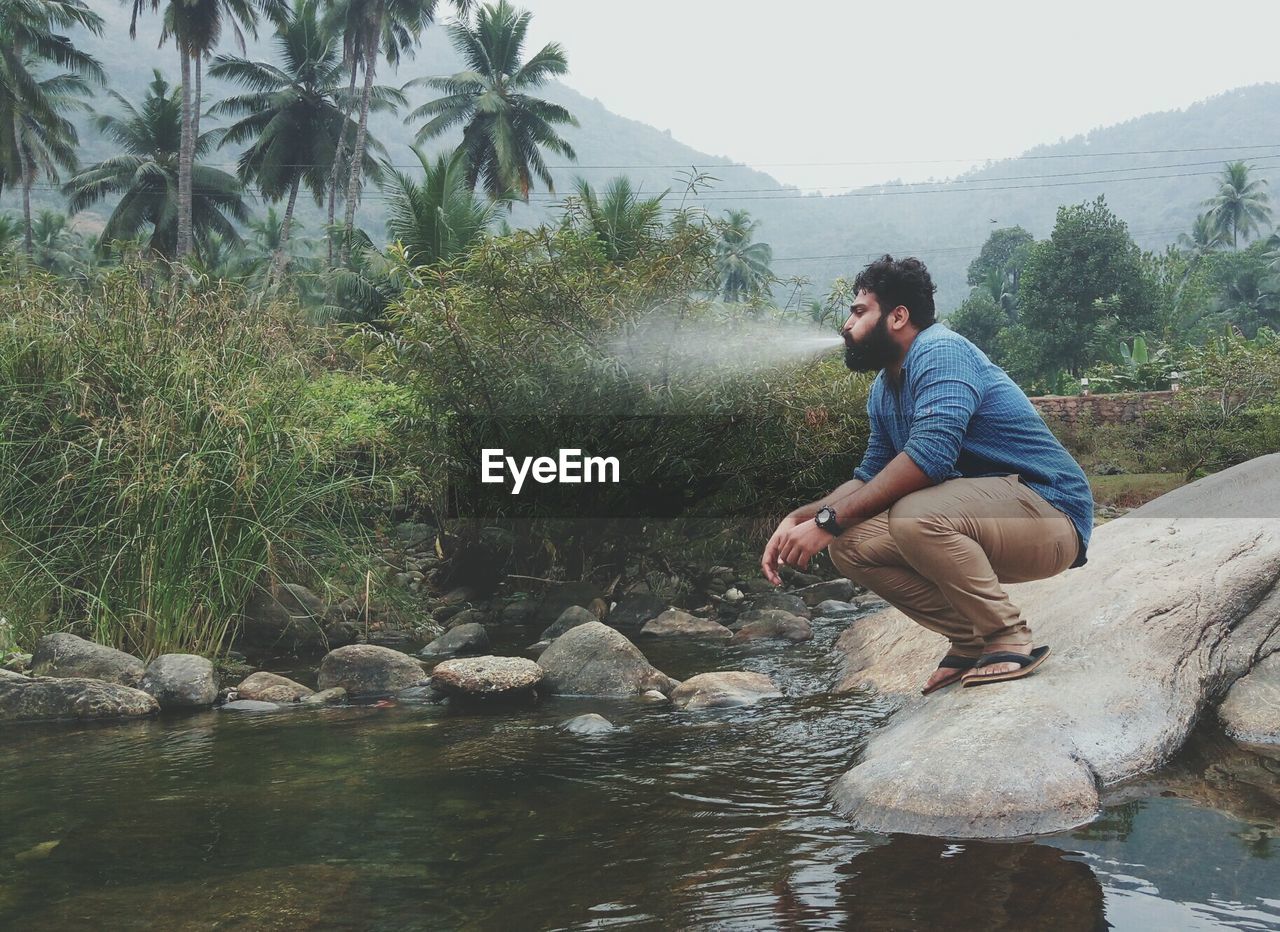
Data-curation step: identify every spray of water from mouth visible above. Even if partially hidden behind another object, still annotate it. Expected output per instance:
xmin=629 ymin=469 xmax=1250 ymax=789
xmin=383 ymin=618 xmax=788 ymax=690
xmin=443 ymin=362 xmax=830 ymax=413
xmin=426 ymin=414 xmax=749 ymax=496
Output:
xmin=607 ymin=312 xmax=846 ymax=379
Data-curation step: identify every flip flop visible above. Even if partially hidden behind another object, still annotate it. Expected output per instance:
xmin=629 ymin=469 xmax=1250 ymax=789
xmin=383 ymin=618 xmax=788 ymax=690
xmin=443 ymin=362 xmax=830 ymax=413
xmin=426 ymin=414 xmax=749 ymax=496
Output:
xmin=921 ymin=654 xmax=979 ymax=696
xmin=961 ymin=646 xmax=1051 ymax=687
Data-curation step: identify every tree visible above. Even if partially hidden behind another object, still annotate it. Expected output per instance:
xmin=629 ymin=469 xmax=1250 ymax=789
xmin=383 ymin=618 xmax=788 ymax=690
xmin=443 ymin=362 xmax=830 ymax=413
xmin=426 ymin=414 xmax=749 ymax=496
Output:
xmin=1204 ymin=161 xmax=1272 ymax=250
xmin=947 ymin=291 xmax=1009 ymax=363
xmin=28 ymin=209 xmax=81 ymax=274
xmin=128 ymin=0 xmax=279 ymax=259
xmin=405 ymin=0 xmax=578 ymax=201
xmin=565 ymin=176 xmax=666 ymax=263
xmin=63 ymin=71 xmax=249 ymax=260
xmin=384 ymin=147 xmax=501 ymax=267
xmin=208 ymin=0 xmax=403 ymax=281
xmin=714 ymin=209 xmax=773 ymax=302
xmin=966 ymin=225 xmax=1033 ymax=288
xmin=1017 ymin=196 xmax=1158 ymax=378
xmin=1178 ymin=212 xmax=1225 ymax=259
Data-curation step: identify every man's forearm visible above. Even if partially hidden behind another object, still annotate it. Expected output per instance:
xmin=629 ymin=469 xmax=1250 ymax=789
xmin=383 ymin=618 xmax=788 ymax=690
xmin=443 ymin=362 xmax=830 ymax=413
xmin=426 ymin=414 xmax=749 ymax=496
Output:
xmin=785 ymin=478 xmax=866 ymax=524
xmin=828 ymin=452 xmax=933 ymax=528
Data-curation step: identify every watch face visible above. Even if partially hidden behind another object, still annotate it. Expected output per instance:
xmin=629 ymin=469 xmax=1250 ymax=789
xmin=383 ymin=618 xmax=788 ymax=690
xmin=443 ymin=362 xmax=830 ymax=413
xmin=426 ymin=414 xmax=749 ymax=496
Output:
xmin=817 ymin=507 xmax=834 ymax=525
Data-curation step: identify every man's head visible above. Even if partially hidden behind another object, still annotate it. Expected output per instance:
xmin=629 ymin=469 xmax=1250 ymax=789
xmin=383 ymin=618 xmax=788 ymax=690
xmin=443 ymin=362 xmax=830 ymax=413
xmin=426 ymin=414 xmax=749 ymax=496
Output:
xmin=841 ymin=255 xmax=937 ymax=373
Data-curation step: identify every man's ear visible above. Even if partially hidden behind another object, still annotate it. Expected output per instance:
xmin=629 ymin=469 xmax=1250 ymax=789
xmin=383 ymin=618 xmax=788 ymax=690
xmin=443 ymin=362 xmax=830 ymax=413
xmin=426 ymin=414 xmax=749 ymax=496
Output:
xmin=890 ymin=305 xmax=911 ymax=331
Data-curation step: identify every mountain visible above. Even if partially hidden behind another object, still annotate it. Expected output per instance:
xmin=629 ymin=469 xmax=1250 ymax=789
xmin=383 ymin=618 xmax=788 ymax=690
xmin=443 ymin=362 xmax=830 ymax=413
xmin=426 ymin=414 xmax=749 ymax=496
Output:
xmin=8 ymin=5 xmax=1280 ymax=311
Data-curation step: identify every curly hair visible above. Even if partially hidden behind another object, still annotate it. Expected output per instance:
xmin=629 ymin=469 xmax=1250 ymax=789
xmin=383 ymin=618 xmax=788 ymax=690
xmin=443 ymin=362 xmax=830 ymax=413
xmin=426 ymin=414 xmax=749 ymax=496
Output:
xmin=852 ymin=255 xmax=937 ymax=328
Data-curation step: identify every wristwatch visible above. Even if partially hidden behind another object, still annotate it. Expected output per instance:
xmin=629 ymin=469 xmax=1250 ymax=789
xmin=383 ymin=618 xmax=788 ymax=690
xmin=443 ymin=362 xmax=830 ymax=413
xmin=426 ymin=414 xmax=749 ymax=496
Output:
xmin=814 ymin=505 xmax=843 ymax=536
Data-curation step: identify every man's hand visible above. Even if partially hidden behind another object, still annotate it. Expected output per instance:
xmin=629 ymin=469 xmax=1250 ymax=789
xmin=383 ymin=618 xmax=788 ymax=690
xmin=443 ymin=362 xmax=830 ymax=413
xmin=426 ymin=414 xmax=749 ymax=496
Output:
xmin=761 ymin=517 xmax=832 ymax=585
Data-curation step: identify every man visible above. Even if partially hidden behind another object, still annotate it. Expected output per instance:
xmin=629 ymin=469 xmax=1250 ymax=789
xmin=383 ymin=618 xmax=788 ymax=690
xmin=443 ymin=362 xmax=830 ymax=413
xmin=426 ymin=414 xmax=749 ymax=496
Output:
xmin=760 ymin=255 xmax=1093 ymax=693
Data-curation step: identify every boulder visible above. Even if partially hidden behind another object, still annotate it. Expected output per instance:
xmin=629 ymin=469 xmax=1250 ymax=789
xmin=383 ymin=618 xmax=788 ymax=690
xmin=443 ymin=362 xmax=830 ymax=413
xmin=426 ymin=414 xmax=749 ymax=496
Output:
xmin=561 ymin=712 xmax=615 ymax=735
xmin=669 ymin=672 xmax=782 ymax=710
xmin=501 ymin=599 xmax=539 ymax=624
xmin=0 ymin=677 xmax=159 ymax=722
xmin=537 ymin=622 xmax=678 ymax=697
xmin=534 ymin=582 xmax=606 ymax=625
xmin=606 ymin=593 xmax=668 ymax=630
xmin=141 ymin=654 xmax=217 ymax=709
xmin=0 ymin=667 xmax=28 ymax=680
xmin=829 ymin=454 xmax=1280 ymax=838
xmin=316 ymin=644 xmax=427 ymax=697
xmin=743 ymin=592 xmax=810 ymax=619
xmin=419 ymin=623 xmax=489 ymax=658
xmin=220 ymin=699 xmax=286 ymax=713
xmin=236 ymin=671 xmax=314 ymax=703
xmin=1219 ymin=652 xmax=1280 ymax=745
xmin=301 ymin=687 xmax=347 ymax=706
xmin=236 ymin=583 xmax=340 ymax=655
xmin=814 ymin=599 xmax=866 ymax=618
xmin=640 ymin=609 xmax=733 ymax=639
xmin=538 ymin=605 xmax=597 ymax=643
xmin=791 ymin=578 xmax=857 ymax=606
xmin=730 ymin=610 xmax=813 ymax=643
xmin=429 ymin=655 xmax=543 ymax=699
xmin=30 ymin=633 xmax=145 ymax=687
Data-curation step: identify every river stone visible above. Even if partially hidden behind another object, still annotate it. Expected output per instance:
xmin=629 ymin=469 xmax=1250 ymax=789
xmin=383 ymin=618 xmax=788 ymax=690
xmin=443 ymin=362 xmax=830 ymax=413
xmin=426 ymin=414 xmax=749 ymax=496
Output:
xmin=236 ymin=671 xmax=314 ymax=703
xmin=540 ymin=605 xmax=598 ymax=642
xmin=606 ymin=593 xmax=669 ymax=630
xmin=743 ymin=592 xmax=810 ymax=619
xmin=220 ymin=699 xmax=286 ymax=713
xmin=0 ymin=667 xmax=27 ymax=680
xmin=30 ymin=633 xmax=145 ymax=687
xmin=502 ymin=599 xmax=539 ymax=624
xmin=814 ymin=599 xmax=864 ymax=618
xmin=236 ymin=583 xmax=336 ymax=655
xmin=537 ymin=622 xmax=678 ymax=697
xmin=301 ymin=687 xmax=347 ymax=706
xmin=0 ymin=677 xmax=159 ymax=722
xmin=429 ymin=655 xmax=543 ymax=698
xmin=829 ymin=454 xmax=1280 ymax=838
xmin=316 ymin=644 xmax=427 ymax=697
xmin=669 ymin=672 xmax=782 ymax=710
xmin=535 ymin=582 xmax=606 ymax=625
xmin=731 ymin=610 xmax=813 ymax=643
xmin=1219 ymin=652 xmax=1280 ymax=745
xmin=791 ymin=578 xmax=857 ymax=606
xmin=419 ymin=623 xmax=489 ymax=658
xmin=640 ymin=609 xmax=733 ymax=639
xmin=561 ymin=712 xmax=614 ymax=735
xmin=141 ymin=654 xmax=217 ymax=709
xmin=395 ymin=683 xmax=447 ymax=704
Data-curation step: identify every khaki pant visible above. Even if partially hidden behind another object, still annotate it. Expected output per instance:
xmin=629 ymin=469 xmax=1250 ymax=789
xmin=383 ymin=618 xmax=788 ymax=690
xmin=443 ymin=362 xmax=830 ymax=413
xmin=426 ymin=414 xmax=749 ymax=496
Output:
xmin=827 ymin=474 xmax=1079 ymax=658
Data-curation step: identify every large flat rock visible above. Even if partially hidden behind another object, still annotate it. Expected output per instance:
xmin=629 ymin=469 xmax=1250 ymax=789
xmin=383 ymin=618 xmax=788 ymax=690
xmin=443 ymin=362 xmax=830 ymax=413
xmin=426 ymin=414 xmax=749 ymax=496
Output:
xmin=829 ymin=454 xmax=1280 ymax=838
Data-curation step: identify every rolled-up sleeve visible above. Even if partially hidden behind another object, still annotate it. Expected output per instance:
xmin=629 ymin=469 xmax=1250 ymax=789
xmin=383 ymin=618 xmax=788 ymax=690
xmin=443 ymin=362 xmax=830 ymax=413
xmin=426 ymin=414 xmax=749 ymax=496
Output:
xmin=853 ymin=394 xmax=893 ymax=482
xmin=901 ymin=343 xmax=983 ymax=483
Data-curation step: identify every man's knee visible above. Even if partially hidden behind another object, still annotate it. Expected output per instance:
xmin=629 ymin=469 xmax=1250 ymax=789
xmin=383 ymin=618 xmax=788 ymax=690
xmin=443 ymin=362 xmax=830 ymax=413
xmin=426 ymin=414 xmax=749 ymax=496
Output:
xmin=886 ymin=493 xmax=949 ymax=549
xmin=828 ymin=529 xmax=876 ymax=577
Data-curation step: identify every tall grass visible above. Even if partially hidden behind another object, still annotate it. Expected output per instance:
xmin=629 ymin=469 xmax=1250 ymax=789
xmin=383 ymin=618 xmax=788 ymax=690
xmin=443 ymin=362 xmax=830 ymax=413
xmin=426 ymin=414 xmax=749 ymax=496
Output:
xmin=0 ymin=267 xmax=383 ymax=658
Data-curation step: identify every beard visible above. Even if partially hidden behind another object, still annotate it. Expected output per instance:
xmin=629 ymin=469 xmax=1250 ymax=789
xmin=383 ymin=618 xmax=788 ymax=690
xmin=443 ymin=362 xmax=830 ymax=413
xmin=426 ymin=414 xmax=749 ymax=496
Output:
xmin=843 ymin=314 xmax=897 ymax=373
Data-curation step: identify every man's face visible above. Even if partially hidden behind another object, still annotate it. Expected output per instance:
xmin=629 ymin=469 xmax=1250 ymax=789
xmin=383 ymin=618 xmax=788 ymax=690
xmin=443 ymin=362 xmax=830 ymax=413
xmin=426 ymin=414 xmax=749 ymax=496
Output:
xmin=841 ymin=290 xmax=898 ymax=373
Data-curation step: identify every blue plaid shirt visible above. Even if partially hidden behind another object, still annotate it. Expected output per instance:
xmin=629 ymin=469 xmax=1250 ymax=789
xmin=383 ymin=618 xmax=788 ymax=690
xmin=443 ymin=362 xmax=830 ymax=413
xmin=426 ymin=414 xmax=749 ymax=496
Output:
xmin=853 ymin=323 xmax=1093 ymax=567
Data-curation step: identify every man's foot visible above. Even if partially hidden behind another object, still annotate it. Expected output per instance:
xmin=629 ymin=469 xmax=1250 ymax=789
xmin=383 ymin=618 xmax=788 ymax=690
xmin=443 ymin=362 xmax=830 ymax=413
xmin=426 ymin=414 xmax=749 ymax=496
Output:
xmin=963 ymin=642 xmax=1033 ymax=679
xmin=922 ymin=654 xmax=979 ymax=695
xmin=961 ymin=645 xmax=1051 ymax=686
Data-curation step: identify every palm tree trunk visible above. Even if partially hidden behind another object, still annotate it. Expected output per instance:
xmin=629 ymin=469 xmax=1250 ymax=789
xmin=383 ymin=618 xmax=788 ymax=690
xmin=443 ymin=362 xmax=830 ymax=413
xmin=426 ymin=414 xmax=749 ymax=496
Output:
xmin=193 ymin=54 xmax=202 ymax=143
xmin=340 ymin=36 xmax=379 ymax=264
xmin=272 ymin=175 xmax=301 ymax=285
xmin=15 ymin=119 xmax=32 ymax=258
xmin=177 ymin=44 xmax=195 ymax=259
xmin=327 ymin=59 xmax=359 ymax=267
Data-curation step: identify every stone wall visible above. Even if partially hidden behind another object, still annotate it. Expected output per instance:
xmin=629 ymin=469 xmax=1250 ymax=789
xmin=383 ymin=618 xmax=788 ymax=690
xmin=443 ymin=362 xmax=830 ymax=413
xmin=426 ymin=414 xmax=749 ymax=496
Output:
xmin=1029 ymin=390 xmax=1177 ymax=426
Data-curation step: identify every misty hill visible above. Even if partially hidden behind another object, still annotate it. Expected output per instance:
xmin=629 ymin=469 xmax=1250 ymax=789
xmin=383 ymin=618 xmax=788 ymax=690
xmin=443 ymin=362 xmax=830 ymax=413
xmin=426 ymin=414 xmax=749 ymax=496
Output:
xmin=13 ymin=6 xmax=1280 ymax=311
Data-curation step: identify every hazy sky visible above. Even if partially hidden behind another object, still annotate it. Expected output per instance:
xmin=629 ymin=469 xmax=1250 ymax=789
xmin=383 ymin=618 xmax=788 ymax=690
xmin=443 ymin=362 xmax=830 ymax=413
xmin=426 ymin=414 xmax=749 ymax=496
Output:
xmin=521 ymin=0 xmax=1280 ymax=192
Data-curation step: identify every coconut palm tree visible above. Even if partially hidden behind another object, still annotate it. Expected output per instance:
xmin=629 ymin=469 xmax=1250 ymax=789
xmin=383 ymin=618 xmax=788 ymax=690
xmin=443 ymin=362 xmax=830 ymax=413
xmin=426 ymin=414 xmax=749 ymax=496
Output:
xmin=383 ymin=146 xmax=501 ymax=267
xmin=714 ymin=209 xmax=773 ymax=302
xmin=405 ymin=0 xmax=577 ymax=201
xmin=208 ymin=0 xmax=404 ymax=281
xmin=1178 ymin=212 xmax=1226 ymax=258
xmin=567 ymin=176 xmax=666 ymax=263
xmin=1204 ymin=161 xmax=1273 ymax=250
xmin=127 ymin=0 xmax=281 ymax=259
xmin=28 ymin=209 xmax=82 ymax=274
xmin=327 ymin=0 xmax=472 ymax=261
xmin=0 ymin=213 xmax=20 ymax=254
xmin=63 ymin=71 xmax=249 ymax=260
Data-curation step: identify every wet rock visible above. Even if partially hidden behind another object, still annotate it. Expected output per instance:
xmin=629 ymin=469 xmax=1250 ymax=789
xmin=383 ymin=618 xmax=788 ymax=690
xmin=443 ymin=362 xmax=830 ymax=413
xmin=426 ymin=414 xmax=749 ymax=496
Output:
xmin=429 ymin=655 xmax=543 ymax=699
xmin=640 ymin=609 xmax=733 ymax=639
xmin=528 ymin=605 xmax=597 ymax=651
xmin=393 ymin=521 xmax=436 ymax=548
xmin=743 ymin=592 xmax=810 ymax=619
xmin=669 ymin=672 xmax=782 ymax=710
xmin=723 ymin=588 xmax=744 ymax=602
xmin=220 ymin=699 xmax=285 ymax=713
xmin=3 ymin=652 xmax=32 ymax=673
xmin=439 ymin=586 xmax=477 ymax=606
xmin=301 ymin=687 xmax=347 ymax=706
xmin=537 ymin=622 xmax=678 ymax=697
xmin=431 ymin=603 xmax=467 ymax=624
xmin=1220 ymin=653 xmax=1280 ymax=745
xmin=780 ymin=568 xmax=823 ymax=588
xmin=236 ymin=583 xmax=335 ymax=655
xmin=30 ymin=633 xmax=145 ymax=687
xmin=535 ymin=582 xmax=606 ymax=625
xmin=236 ymin=671 xmax=314 ymax=703
xmin=445 ymin=608 xmax=489 ymax=629
xmin=1 ymin=667 xmax=29 ymax=680
xmin=501 ymin=599 xmax=539 ymax=624
xmin=394 ymin=683 xmax=447 ymax=704
xmin=731 ymin=610 xmax=813 ymax=643
xmin=641 ymin=689 xmax=669 ymax=702
xmin=561 ymin=712 xmax=614 ymax=735
xmin=814 ymin=599 xmax=865 ymax=618
xmin=829 ymin=453 xmax=1280 ymax=838
xmin=419 ymin=623 xmax=489 ymax=658
xmin=0 ymin=677 xmax=159 ymax=722
xmin=316 ymin=644 xmax=427 ymax=697
xmin=792 ymin=578 xmax=857 ymax=607
xmin=141 ymin=654 xmax=217 ymax=709
xmin=606 ymin=593 xmax=669 ymax=630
